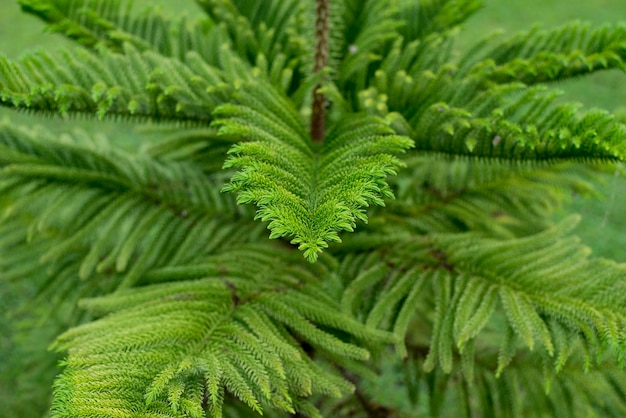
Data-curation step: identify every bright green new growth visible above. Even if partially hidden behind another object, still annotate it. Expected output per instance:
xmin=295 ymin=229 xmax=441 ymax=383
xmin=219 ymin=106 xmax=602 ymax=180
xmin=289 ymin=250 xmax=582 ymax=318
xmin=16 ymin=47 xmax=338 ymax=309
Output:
xmin=1 ymin=0 xmax=626 ymax=417
xmin=217 ymin=84 xmax=413 ymax=261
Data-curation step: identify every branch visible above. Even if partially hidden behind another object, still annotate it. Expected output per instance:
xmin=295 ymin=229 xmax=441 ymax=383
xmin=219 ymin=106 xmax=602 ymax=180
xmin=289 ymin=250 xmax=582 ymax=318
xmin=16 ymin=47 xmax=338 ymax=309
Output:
xmin=310 ymin=0 xmax=330 ymax=142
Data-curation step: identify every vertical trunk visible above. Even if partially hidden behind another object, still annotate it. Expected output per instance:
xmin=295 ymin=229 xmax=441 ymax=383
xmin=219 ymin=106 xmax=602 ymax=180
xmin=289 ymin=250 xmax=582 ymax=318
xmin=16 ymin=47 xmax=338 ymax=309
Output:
xmin=310 ymin=0 xmax=330 ymax=143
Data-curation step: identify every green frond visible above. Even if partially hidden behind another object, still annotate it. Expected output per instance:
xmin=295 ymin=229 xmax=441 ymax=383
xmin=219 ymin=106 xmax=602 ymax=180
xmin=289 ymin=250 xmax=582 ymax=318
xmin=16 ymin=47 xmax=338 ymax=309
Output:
xmin=0 ymin=122 xmax=265 ymax=297
xmin=335 ymin=0 xmax=399 ymax=92
xmin=217 ymin=82 xmax=413 ymax=262
xmin=196 ymin=0 xmax=309 ymax=65
xmin=330 ymin=250 xmax=433 ymax=357
xmin=19 ymin=0 xmax=167 ymax=51
xmin=0 ymin=122 xmax=238 ymax=212
xmin=19 ymin=0 xmax=226 ymax=65
xmin=51 ymin=268 xmax=379 ymax=417
xmin=0 ymin=43 xmax=234 ymax=122
xmin=464 ymin=22 xmax=626 ymax=85
xmin=426 ymin=217 xmax=626 ymax=371
xmin=340 ymin=217 xmax=626 ymax=376
xmin=386 ymin=156 xmax=600 ymax=239
xmin=341 ymin=264 xmax=389 ymax=316
xmin=19 ymin=0 xmax=134 ymax=49
xmin=377 ymin=78 xmax=626 ymax=160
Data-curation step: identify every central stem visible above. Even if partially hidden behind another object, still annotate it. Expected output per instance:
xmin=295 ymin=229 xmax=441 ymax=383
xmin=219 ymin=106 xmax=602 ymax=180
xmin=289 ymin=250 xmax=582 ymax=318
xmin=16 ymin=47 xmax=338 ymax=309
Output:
xmin=310 ymin=0 xmax=330 ymax=143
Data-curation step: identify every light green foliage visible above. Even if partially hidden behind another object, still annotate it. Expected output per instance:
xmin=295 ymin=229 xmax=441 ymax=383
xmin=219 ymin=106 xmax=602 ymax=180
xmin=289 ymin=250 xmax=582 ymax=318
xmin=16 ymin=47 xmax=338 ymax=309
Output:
xmin=218 ymin=83 xmax=413 ymax=261
xmin=51 ymin=272 xmax=376 ymax=417
xmin=1 ymin=0 xmax=626 ymax=417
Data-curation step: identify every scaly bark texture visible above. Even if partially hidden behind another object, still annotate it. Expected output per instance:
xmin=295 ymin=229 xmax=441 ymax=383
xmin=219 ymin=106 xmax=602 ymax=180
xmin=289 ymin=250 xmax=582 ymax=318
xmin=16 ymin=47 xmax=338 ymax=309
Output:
xmin=310 ymin=0 xmax=330 ymax=143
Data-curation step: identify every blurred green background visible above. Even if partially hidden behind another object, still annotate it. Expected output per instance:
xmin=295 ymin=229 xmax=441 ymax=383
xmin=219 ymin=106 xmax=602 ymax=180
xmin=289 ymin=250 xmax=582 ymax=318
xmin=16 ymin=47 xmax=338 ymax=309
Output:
xmin=0 ymin=1 xmax=625 ymax=416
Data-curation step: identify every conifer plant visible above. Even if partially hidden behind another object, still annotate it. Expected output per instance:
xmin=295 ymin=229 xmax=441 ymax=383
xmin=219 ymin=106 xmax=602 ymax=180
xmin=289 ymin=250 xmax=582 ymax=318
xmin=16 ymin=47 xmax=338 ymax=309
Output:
xmin=3 ymin=0 xmax=626 ymax=416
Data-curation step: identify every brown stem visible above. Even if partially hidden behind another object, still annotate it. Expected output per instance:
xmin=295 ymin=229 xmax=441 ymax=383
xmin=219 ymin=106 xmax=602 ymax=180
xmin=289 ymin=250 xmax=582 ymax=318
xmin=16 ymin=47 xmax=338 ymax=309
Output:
xmin=310 ymin=0 xmax=330 ymax=143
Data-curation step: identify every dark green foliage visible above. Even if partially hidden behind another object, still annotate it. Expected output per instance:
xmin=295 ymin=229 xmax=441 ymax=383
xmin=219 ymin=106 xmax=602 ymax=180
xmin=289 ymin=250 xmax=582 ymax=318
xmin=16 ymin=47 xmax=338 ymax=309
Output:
xmin=1 ymin=0 xmax=626 ymax=417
